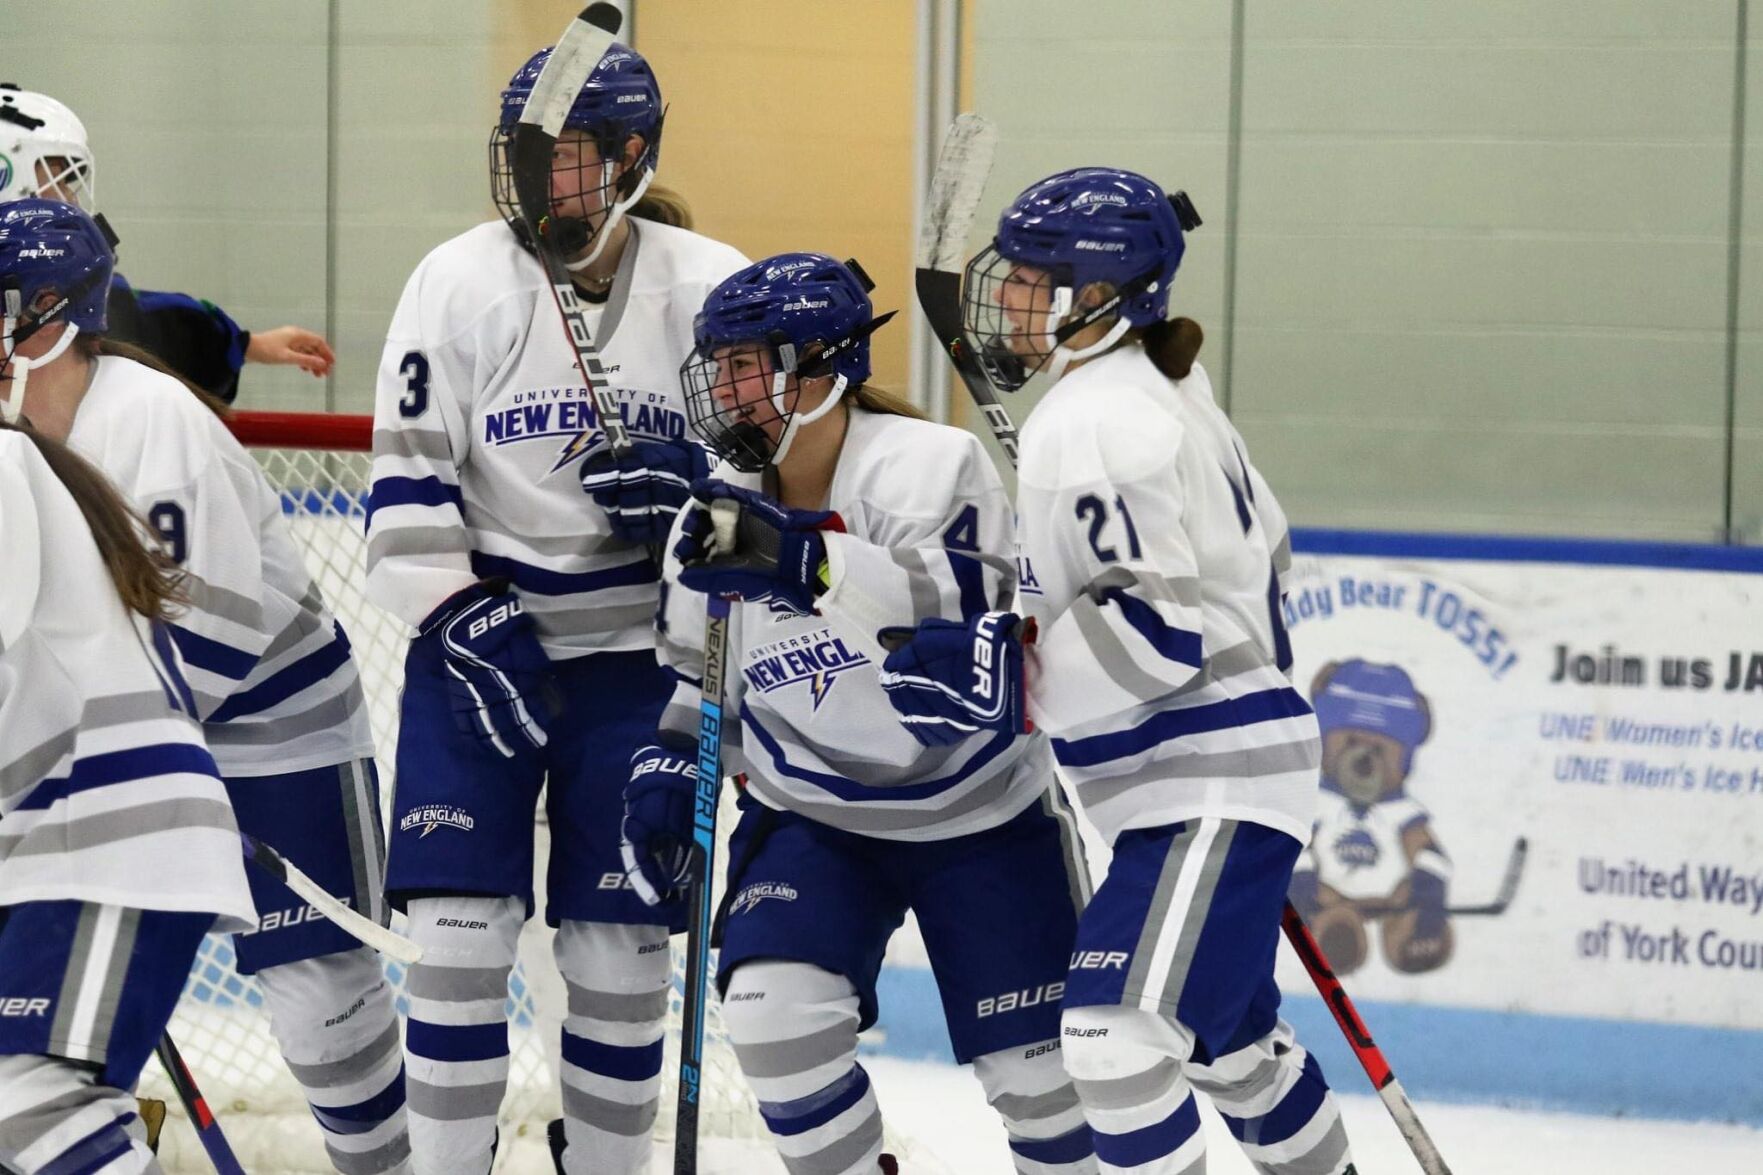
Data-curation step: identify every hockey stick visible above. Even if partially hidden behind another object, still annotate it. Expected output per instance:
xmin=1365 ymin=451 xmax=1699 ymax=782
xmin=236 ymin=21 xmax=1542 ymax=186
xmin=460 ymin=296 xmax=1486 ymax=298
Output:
xmin=1281 ymin=906 xmax=1453 ymax=1174
xmin=510 ymin=3 xmax=635 ymax=463
xmin=241 ymin=833 xmax=421 ymax=965
xmin=156 ymin=1032 xmax=246 ymax=1175
xmin=917 ymin=113 xmax=1453 ymax=1174
xmin=675 ymin=580 xmax=735 ymax=1174
xmin=1343 ymin=837 xmax=1529 ymax=919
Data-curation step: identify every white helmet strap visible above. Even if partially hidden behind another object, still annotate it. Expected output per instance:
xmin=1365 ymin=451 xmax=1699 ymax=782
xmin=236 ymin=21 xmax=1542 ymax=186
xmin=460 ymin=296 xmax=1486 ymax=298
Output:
xmin=564 ymin=161 xmax=655 ymax=273
xmin=2 ymin=318 xmax=80 ymax=424
xmin=771 ymin=373 xmax=849 ymax=467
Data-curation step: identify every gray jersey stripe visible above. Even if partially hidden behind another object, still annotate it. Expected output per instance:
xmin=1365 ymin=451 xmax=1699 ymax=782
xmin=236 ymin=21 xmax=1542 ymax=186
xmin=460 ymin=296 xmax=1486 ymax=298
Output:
xmin=259 ymin=600 xmax=329 ymax=667
xmin=988 ymin=1083 xmax=1082 ymax=1123
xmin=592 ymin=217 xmax=643 ymax=347
xmin=1154 ymin=821 xmax=1238 ymax=1011
xmin=1071 ymin=593 xmax=1179 ymax=706
xmin=742 ymin=762 xmax=1024 ymax=837
xmin=373 ymin=427 xmax=454 ymax=462
xmin=470 ymin=515 xmax=656 ymax=562
xmin=367 ymin=526 xmax=474 ymax=569
xmin=403 ymin=965 xmax=512 ymax=1004
xmin=1124 ymin=823 xmax=1202 ymax=1001
xmin=1189 ymin=1049 xmax=1290 ymax=1108
xmin=0 ymin=798 xmax=239 ymax=859
xmin=1089 ymin=565 xmax=1202 ymax=609
xmin=87 ymin=907 xmax=139 ymax=1063
xmin=1074 ymin=1058 xmax=1183 ymax=1113
xmin=406 ymin=1076 xmax=507 ymax=1120
xmin=559 ymin=1086 xmax=660 ymax=1138
xmin=338 ymin=762 xmax=379 ymax=927
xmin=205 ymin=688 xmax=367 ymax=746
xmin=0 ymin=726 xmax=77 ymax=805
xmin=887 ymin=546 xmax=945 ymax=621
xmin=528 ymin=602 xmax=658 ymax=636
xmin=732 ymin=1022 xmax=856 ymax=1080
xmin=50 ymin=905 xmax=103 ymax=1059
xmin=285 ymin=1019 xmax=403 ymax=1089
xmin=1041 ymin=785 xmax=1092 ymax=913
xmin=1073 ymin=738 xmax=1319 ymax=811
xmin=0 ymin=1086 xmax=99 ymax=1157
xmin=782 ymin=1104 xmax=883 ymax=1175
xmin=1172 ymin=640 xmax=1274 ymax=700
xmin=82 ymin=691 xmax=187 ymax=730
xmin=754 ymin=716 xmax=967 ymax=788
xmin=1243 ymin=1110 xmax=1349 ymax=1174
xmin=326 ymin=1131 xmax=413 ymax=1175
xmin=1272 ymin=531 xmax=1293 ymax=576
xmin=565 ymin=981 xmax=669 ymax=1025
xmin=183 ymin=574 xmax=263 ymax=629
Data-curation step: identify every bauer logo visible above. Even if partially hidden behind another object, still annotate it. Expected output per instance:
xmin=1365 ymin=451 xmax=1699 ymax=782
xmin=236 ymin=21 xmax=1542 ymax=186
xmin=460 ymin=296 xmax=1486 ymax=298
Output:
xmin=729 ymin=881 xmax=798 ymax=917
xmin=1073 ymin=239 xmax=1127 ymax=253
xmin=782 ymin=298 xmax=830 ymax=312
xmin=0 ymin=997 xmax=50 ymax=1017
xmin=240 ymin=904 xmax=323 ymax=936
xmin=977 ymin=980 xmax=1065 ymax=1019
xmin=1070 ymin=950 xmax=1129 ymax=971
xmin=744 ymin=628 xmax=869 ymax=710
xmin=399 ymin=804 xmax=475 ymax=838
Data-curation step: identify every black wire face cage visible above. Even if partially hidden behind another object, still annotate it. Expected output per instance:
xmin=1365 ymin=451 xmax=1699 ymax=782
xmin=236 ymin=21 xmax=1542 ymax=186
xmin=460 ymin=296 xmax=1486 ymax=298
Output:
xmin=960 ymin=245 xmax=1066 ymax=393
xmin=680 ymin=340 xmax=793 ymax=473
xmin=488 ymin=126 xmax=637 ymax=255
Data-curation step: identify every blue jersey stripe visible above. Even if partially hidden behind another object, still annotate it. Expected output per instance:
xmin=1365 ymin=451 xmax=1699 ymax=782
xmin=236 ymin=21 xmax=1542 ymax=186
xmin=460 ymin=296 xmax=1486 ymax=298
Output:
xmin=405 ymin=1020 xmax=507 ymax=1063
xmin=19 ymin=744 xmax=220 ymax=811
xmin=1102 ymin=588 xmax=1203 ymax=667
xmin=310 ymin=1067 xmax=408 ymax=1135
xmin=949 ymin=549 xmax=989 ymax=619
xmin=1225 ymin=1052 xmax=1328 ymax=1144
xmin=469 ymin=551 xmax=656 ymax=597
xmin=207 ymin=625 xmax=353 ymax=723
xmin=367 ymin=475 xmax=464 ymax=524
xmin=1094 ymin=1094 xmax=1201 ymax=1168
xmin=1009 ymin=1123 xmax=1097 ymax=1165
xmin=169 ymin=625 xmax=261 ymax=682
xmin=760 ymin=1065 xmax=873 ymax=1137
xmin=1052 ymin=687 xmax=1312 ymax=770
xmin=740 ymin=703 xmax=1017 ymax=802
xmin=561 ymin=1030 xmax=664 ymax=1081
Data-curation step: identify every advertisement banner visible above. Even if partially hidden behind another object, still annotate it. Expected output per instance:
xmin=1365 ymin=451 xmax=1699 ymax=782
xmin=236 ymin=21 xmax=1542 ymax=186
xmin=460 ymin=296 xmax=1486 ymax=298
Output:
xmin=1273 ymin=541 xmax=1763 ymax=1031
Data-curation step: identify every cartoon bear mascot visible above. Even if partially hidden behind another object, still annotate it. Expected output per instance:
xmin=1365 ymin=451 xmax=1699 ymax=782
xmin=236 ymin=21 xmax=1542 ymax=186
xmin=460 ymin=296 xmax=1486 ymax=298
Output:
xmin=1288 ymin=659 xmax=1454 ymax=974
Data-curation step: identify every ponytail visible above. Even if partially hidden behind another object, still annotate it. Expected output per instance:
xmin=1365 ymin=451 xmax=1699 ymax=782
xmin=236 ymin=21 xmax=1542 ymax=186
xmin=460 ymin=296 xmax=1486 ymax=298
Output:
xmin=631 ymin=183 xmax=694 ymax=230
xmin=80 ymin=336 xmax=233 ymax=421
xmin=0 ymin=418 xmax=187 ymax=621
xmin=850 ymin=383 xmax=929 ymax=421
xmin=1136 ymin=317 xmax=1204 ymax=381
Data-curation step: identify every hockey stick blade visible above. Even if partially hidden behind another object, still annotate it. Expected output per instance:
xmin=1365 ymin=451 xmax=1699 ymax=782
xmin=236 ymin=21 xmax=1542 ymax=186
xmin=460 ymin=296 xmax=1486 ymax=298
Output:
xmin=241 ymin=834 xmax=422 ymax=965
xmin=510 ymin=4 xmax=633 ymax=457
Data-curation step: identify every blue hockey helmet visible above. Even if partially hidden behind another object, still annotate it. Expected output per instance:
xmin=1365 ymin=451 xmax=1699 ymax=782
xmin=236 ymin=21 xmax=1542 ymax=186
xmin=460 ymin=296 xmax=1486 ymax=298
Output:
xmin=489 ymin=43 xmax=666 ymax=261
xmin=1313 ymin=659 xmax=1432 ymax=778
xmin=962 ymin=167 xmax=1200 ymax=391
xmin=0 ymin=198 xmax=113 ymax=421
xmin=681 ymin=252 xmax=896 ymax=471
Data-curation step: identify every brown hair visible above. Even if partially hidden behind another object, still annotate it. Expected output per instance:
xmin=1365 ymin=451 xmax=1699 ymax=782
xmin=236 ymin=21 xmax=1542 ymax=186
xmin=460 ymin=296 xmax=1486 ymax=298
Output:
xmin=0 ymin=418 xmax=187 ymax=620
xmin=631 ymin=183 xmax=694 ymax=230
xmin=1130 ymin=316 xmax=1205 ymax=381
xmin=850 ymin=383 xmax=928 ymax=421
xmin=79 ymin=336 xmax=233 ymax=420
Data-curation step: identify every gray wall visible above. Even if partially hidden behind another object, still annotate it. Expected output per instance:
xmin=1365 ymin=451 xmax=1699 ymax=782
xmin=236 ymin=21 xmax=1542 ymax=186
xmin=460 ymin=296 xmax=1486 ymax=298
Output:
xmin=7 ymin=1 xmax=497 ymax=416
xmin=974 ymin=0 xmax=1758 ymax=543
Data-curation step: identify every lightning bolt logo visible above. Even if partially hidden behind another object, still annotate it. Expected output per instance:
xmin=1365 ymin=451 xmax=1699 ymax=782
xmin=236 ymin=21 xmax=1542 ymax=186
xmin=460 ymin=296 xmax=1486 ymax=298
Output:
xmin=549 ymin=427 xmax=605 ymax=474
xmin=809 ymin=672 xmax=835 ymax=710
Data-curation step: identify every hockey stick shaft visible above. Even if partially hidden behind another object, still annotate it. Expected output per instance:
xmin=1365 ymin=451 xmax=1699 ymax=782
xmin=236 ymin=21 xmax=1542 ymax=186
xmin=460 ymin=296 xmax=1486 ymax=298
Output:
xmin=240 ymin=834 xmax=421 ymax=965
xmin=1339 ymin=836 xmax=1530 ymax=919
xmin=156 ymin=1033 xmax=246 ymax=1175
xmin=1280 ymin=905 xmax=1454 ymax=1174
xmin=674 ymin=593 xmax=733 ymax=1175
xmin=917 ymin=111 xmax=1452 ymax=1173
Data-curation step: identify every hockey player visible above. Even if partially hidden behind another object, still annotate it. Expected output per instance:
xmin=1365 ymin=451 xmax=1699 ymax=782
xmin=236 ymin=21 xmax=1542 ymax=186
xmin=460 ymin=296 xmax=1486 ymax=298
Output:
xmin=621 ymin=252 xmax=1098 ymax=1175
xmin=0 ymin=419 xmax=256 ymax=1174
xmin=877 ymin=169 xmax=1357 ymax=1174
xmin=0 ymin=199 xmax=409 ymax=1175
xmin=0 ymin=85 xmax=333 ymax=401
xmin=364 ymin=41 xmax=747 ymax=1175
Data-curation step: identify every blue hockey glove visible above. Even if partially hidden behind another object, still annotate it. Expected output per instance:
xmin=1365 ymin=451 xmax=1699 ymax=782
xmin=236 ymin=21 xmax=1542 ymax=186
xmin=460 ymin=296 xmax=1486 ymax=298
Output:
xmin=876 ymin=611 xmax=1035 ymax=747
xmin=418 ymin=578 xmax=551 ymax=758
xmin=1287 ymin=861 xmax=1322 ymax=921
xmin=1408 ymin=859 xmax=1449 ymax=940
xmin=620 ymin=738 xmax=700 ymax=907
xmin=674 ymin=480 xmax=845 ymax=618
xmin=580 ymin=438 xmax=711 ymax=545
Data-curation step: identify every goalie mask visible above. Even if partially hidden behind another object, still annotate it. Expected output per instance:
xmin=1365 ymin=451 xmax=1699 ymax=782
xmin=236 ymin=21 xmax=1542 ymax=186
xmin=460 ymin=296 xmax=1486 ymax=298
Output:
xmin=0 ymin=198 xmax=114 ymax=423
xmin=962 ymin=166 xmax=1199 ymax=392
xmin=681 ymin=252 xmax=895 ymax=473
xmin=490 ymin=43 xmax=664 ymax=271
xmin=0 ymin=86 xmax=97 ymax=209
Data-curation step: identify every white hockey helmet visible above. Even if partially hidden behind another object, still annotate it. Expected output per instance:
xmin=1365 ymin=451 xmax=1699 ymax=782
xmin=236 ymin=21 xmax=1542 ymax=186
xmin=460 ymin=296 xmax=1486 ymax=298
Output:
xmin=0 ymin=86 xmax=96 ymax=209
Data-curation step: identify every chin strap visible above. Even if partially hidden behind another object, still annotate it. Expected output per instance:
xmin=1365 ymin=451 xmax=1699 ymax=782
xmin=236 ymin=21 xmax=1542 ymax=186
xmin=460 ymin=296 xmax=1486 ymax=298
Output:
xmin=2 ymin=292 xmax=82 ymax=424
xmin=771 ymin=373 xmax=849 ymax=467
xmin=564 ymin=162 xmax=655 ymax=272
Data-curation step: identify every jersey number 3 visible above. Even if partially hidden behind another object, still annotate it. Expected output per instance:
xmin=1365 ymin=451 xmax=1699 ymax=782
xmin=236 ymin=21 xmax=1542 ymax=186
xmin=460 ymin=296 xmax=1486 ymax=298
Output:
xmin=398 ymin=350 xmax=430 ymax=418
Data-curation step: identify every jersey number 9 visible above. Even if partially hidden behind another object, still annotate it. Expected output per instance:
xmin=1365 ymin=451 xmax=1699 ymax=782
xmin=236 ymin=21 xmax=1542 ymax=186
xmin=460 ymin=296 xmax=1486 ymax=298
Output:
xmin=149 ymin=501 xmax=188 ymax=565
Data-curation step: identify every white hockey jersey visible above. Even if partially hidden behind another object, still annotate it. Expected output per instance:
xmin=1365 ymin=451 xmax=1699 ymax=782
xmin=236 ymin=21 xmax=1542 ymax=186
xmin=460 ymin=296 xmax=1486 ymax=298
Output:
xmin=657 ymin=407 xmax=1054 ymax=841
xmin=1015 ymin=350 xmax=1319 ymax=846
xmin=67 ymin=355 xmax=374 ymax=777
xmin=366 ymin=218 xmax=749 ymax=658
xmin=0 ymin=430 xmax=255 ymax=929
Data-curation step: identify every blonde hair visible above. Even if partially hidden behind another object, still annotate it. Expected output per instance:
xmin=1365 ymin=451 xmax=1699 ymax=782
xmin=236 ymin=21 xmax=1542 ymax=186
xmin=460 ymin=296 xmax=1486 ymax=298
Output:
xmin=631 ymin=183 xmax=693 ymax=230
xmin=850 ymin=383 xmax=928 ymax=421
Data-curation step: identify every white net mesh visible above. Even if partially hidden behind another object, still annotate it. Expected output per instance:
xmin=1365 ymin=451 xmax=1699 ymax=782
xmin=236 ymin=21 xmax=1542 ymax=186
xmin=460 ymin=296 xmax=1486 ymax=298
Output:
xmin=137 ymin=441 xmax=774 ymax=1173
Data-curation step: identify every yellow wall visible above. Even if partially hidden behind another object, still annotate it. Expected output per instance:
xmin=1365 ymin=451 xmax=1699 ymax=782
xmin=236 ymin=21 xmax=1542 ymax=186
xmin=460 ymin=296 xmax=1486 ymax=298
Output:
xmin=631 ymin=0 xmax=919 ymax=390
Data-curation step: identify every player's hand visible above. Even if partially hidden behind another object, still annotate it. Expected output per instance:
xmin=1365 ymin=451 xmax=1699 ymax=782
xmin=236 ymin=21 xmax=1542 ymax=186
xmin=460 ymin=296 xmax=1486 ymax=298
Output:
xmin=1287 ymin=864 xmax=1322 ymax=920
xmin=580 ymin=438 xmax=709 ymax=545
xmin=876 ymin=611 xmax=1034 ymax=747
xmin=1408 ymin=859 xmax=1450 ymax=940
xmin=620 ymin=739 xmax=699 ymax=907
xmin=245 ymin=325 xmax=335 ymax=377
xmin=417 ymin=578 xmax=552 ymax=757
xmin=674 ymin=479 xmax=845 ymax=618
